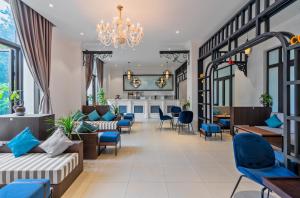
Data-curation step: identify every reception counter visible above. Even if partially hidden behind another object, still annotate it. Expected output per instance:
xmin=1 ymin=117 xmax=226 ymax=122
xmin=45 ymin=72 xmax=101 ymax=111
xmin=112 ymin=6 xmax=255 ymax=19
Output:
xmin=107 ymin=99 xmax=180 ymax=121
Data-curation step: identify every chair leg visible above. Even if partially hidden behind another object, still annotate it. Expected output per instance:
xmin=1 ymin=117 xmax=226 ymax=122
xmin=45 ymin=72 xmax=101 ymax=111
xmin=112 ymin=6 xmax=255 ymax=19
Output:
xmin=261 ymin=187 xmax=268 ymax=198
xmin=230 ymin=175 xmax=244 ymax=198
xmin=221 ymin=130 xmax=223 ymax=141
xmin=115 ymin=144 xmax=117 ymax=156
xmin=190 ymin=123 xmax=194 ymax=133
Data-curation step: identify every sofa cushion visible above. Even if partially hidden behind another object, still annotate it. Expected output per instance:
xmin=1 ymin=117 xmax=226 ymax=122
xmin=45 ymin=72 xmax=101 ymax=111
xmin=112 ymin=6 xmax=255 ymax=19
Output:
xmin=102 ymin=111 xmax=116 ymax=121
xmin=0 ymin=153 xmax=78 ymax=184
xmin=7 ymin=128 xmax=40 ymax=158
xmin=74 ymin=121 xmax=118 ymax=130
xmin=265 ymin=114 xmax=283 ymax=128
xmin=219 ymin=119 xmax=230 ymax=127
xmin=88 ymin=110 xmax=101 ymax=121
xmin=271 ymin=112 xmax=284 ymax=129
xmin=72 ymin=110 xmax=86 ymax=121
xmin=201 ymin=123 xmax=221 ymax=133
xmin=39 ymin=128 xmax=74 ymax=157
xmin=75 ymin=121 xmax=99 ymax=133
xmin=98 ymin=131 xmax=120 ymax=142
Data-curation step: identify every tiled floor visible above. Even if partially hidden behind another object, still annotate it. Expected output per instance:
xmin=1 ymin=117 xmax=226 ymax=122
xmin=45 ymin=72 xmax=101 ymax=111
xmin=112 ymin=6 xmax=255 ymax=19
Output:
xmin=63 ymin=121 xmax=278 ymax=198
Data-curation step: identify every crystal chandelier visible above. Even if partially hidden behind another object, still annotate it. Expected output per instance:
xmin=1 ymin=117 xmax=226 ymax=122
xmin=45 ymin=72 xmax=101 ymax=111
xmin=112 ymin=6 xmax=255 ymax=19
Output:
xmin=96 ymin=5 xmax=144 ymax=48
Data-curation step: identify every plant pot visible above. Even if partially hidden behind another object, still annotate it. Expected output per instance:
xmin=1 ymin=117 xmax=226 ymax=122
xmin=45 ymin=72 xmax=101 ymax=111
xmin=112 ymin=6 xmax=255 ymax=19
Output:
xmin=13 ymin=105 xmax=26 ymax=116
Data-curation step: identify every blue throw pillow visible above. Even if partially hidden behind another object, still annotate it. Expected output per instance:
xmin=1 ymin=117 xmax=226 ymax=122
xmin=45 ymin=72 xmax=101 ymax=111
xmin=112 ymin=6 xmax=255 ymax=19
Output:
xmin=7 ymin=127 xmax=40 ymax=157
xmin=265 ymin=115 xmax=283 ymax=128
xmin=102 ymin=111 xmax=116 ymax=121
xmin=88 ymin=110 xmax=101 ymax=121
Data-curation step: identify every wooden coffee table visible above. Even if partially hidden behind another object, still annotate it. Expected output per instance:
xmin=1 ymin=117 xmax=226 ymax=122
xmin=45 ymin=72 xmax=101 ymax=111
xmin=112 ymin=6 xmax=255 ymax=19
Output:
xmin=234 ymin=125 xmax=283 ymax=149
xmin=263 ymin=177 xmax=300 ymax=198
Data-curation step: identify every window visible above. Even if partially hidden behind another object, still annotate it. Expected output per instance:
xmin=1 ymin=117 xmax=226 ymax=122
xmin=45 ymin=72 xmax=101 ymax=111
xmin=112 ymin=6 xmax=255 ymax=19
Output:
xmin=86 ymin=64 xmax=99 ymax=105
xmin=266 ymin=47 xmax=294 ymax=113
xmin=0 ymin=0 xmax=39 ymax=114
xmin=213 ymin=65 xmax=234 ymax=106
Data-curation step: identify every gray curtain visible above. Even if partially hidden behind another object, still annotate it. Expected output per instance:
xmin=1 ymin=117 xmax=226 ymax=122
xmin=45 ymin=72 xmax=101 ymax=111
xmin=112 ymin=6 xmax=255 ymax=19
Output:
xmin=10 ymin=0 xmax=53 ymax=114
xmin=95 ymin=58 xmax=104 ymax=88
xmin=84 ymin=54 xmax=94 ymax=90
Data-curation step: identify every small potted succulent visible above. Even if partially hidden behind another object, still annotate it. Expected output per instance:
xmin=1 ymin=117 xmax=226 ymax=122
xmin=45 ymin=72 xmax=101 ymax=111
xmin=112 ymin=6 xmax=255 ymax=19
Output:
xmin=259 ymin=93 xmax=272 ymax=107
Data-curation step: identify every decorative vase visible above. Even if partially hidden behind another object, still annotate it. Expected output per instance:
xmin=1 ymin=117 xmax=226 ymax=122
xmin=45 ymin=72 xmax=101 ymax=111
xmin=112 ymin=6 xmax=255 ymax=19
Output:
xmin=13 ymin=104 xmax=26 ymax=116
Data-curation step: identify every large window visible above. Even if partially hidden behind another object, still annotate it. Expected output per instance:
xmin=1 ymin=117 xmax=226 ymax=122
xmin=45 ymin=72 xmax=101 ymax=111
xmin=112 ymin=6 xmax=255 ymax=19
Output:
xmin=0 ymin=0 xmax=39 ymax=114
xmin=213 ymin=65 xmax=235 ymax=106
xmin=266 ymin=47 xmax=294 ymax=113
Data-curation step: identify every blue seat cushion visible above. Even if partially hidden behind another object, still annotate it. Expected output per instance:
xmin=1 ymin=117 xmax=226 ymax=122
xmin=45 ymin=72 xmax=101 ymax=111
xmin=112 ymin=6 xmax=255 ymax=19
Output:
xmin=219 ymin=119 xmax=230 ymax=127
xmin=0 ymin=179 xmax=51 ymax=198
xmin=117 ymin=119 xmax=131 ymax=126
xmin=102 ymin=111 xmax=116 ymax=121
xmin=201 ymin=123 xmax=221 ymax=133
xmin=162 ymin=115 xmax=172 ymax=120
xmin=99 ymin=131 xmax=120 ymax=142
xmin=265 ymin=114 xmax=283 ymax=128
xmin=88 ymin=110 xmax=101 ymax=121
xmin=7 ymin=127 xmax=40 ymax=158
xmin=125 ymin=113 xmax=135 ymax=118
xmin=238 ymin=165 xmax=296 ymax=185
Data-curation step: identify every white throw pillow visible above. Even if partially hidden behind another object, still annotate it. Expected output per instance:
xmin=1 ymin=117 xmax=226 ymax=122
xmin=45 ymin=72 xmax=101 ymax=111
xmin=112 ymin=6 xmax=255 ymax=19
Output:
xmin=39 ymin=128 xmax=74 ymax=157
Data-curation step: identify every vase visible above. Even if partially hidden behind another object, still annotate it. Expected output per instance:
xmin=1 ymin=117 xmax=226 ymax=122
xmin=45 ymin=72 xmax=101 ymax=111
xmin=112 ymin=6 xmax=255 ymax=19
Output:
xmin=13 ymin=104 xmax=26 ymax=116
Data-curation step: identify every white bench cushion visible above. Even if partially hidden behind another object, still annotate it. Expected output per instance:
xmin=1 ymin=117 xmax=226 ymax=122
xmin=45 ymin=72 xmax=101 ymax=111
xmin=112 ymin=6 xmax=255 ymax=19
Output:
xmin=0 ymin=153 xmax=78 ymax=184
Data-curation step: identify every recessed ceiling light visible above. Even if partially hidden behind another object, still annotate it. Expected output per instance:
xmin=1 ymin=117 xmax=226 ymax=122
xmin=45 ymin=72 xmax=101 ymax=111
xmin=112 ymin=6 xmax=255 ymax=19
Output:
xmin=80 ymin=32 xmax=84 ymax=36
xmin=168 ymin=48 xmax=171 ymax=51
xmin=175 ymin=30 xmax=180 ymax=34
xmin=160 ymin=64 xmax=164 ymax=67
xmin=49 ymin=3 xmax=54 ymax=8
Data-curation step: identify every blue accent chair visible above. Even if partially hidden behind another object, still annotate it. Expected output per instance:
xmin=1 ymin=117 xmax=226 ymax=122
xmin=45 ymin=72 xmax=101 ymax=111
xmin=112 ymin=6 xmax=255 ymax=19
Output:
xmin=231 ymin=133 xmax=296 ymax=198
xmin=0 ymin=179 xmax=51 ymax=198
xmin=98 ymin=131 xmax=121 ymax=156
xmin=219 ymin=118 xmax=230 ymax=129
xmin=201 ymin=123 xmax=222 ymax=140
xmin=170 ymin=106 xmax=182 ymax=129
xmin=124 ymin=113 xmax=135 ymax=123
xmin=177 ymin=111 xmax=194 ymax=134
xmin=159 ymin=108 xmax=173 ymax=130
xmin=117 ymin=119 xmax=132 ymax=133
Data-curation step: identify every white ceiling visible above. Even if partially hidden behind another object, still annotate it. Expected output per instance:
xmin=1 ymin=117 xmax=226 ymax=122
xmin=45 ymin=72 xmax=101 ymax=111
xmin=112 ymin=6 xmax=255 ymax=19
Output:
xmin=22 ymin=0 xmax=249 ymax=68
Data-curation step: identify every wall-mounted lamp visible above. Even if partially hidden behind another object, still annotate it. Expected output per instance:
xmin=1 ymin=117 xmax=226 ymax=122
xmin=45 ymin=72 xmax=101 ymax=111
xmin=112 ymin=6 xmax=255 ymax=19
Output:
xmin=244 ymin=36 xmax=251 ymax=55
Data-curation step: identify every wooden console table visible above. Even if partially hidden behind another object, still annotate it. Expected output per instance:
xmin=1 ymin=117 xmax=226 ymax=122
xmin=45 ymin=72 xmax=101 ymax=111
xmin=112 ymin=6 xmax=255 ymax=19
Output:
xmin=263 ymin=177 xmax=300 ymax=198
xmin=234 ymin=125 xmax=283 ymax=149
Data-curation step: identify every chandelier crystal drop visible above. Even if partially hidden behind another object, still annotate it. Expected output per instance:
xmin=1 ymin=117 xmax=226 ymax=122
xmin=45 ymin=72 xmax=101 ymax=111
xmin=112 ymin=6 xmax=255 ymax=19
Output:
xmin=96 ymin=5 xmax=144 ymax=48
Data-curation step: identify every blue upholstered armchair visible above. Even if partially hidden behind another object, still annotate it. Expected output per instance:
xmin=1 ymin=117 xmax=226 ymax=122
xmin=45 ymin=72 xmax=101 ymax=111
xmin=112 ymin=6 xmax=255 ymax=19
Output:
xmin=231 ymin=133 xmax=296 ymax=198
xmin=177 ymin=111 xmax=194 ymax=134
xmin=158 ymin=108 xmax=172 ymax=130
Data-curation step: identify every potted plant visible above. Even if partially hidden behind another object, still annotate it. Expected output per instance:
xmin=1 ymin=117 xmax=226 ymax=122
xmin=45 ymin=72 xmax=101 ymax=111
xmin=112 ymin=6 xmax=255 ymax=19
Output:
xmin=259 ymin=93 xmax=272 ymax=107
xmin=182 ymin=100 xmax=191 ymax=111
xmin=111 ymin=104 xmax=120 ymax=115
xmin=0 ymin=83 xmax=25 ymax=116
xmin=97 ymin=88 xmax=107 ymax=105
xmin=48 ymin=115 xmax=81 ymax=140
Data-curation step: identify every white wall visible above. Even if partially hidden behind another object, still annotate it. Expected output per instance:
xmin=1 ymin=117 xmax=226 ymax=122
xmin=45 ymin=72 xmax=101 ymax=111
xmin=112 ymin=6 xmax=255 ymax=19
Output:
xmin=50 ymin=28 xmax=83 ymax=118
xmin=107 ymin=66 xmax=176 ymax=99
xmin=234 ymin=12 xmax=300 ymax=107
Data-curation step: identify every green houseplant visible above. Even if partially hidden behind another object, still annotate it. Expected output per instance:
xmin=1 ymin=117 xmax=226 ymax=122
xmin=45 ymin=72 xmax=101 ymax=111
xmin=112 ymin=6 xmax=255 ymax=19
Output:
xmin=47 ymin=115 xmax=81 ymax=140
xmin=111 ymin=104 xmax=120 ymax=115
xmin=259 ymin=93 xmax=272 ymax=107
xmin=97 ymin=88 xmax=107 ymax=105
xmin=182 ymin=100 xmax=191 ymax=111
xmin=0 ymin=83 xmax=25 ymax=115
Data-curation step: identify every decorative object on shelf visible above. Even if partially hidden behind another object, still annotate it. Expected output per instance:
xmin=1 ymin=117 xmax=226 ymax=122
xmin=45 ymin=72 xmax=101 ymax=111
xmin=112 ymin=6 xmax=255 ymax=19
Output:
xmin=160 ymin=50 xmax=190 ymax=65
xmin=96 ymin=5 xmax=144 ymax=48
xmin=130 ymin=77 xmax=141 ymax=88
xmin=97 ymin=88 xmax=108 ymax=105
xmin=163 ymin=69 xmax=171 ymax=80
xmin=155 ymin=76 xmax=167 ymax=88
xmin=259 ymin=93 xmax=272 ymax=107
xmin=0 ymin=83 xmax=25 ymax=116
